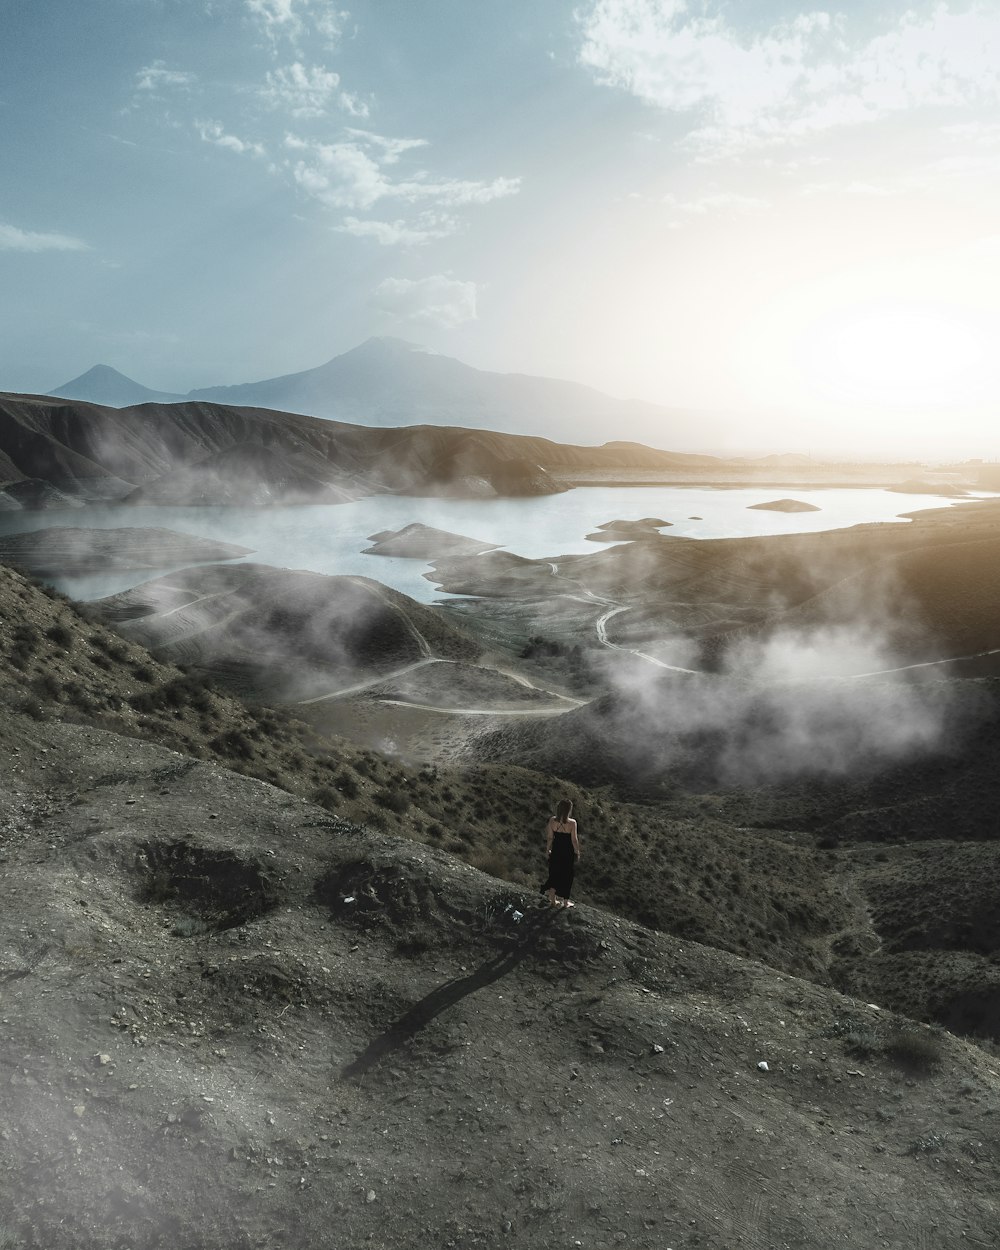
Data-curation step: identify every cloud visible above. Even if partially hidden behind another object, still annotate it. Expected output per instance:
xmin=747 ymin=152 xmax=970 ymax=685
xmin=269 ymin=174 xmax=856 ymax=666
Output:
xmin=135 ymin=61 xmax=196 ymax=93
xmin=245 ymin=0 xmax=349 ymax=48
xmin=371 ymin=275 xmax=478 ymax=327
xmin=577 ymin=2 xmax=1000 ymax=157
xmin=338 ymin=90 xmax=370 ymax=118
xmin=284 ymin=131 xmax=520 ymax=213
xmin=262 ymin=62 xmax=342 ymax=117
xmin=286 ymin=134 xmax=385 ymax=207
xmin=594 ymin=601 xmax=964 ymax=789
xmin=336 ymin=214 xmax=456 ymax=245
xmin=0 ymin=223 xmax=90 ymax=253
xmin=196 ymin=120 xmax=266 ymax=158
xmin=344 ymin=128 xmax=428 ymax=164
xmin=124 ymin=14 xmax=512 ymax=248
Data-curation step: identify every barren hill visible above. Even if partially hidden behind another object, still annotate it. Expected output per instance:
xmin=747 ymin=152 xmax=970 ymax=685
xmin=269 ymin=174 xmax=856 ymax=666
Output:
xmin=3 ymin=573 xmax=1000 ymax=1247
xmin=5 ymin=487 xmax=1000 ymax=1248
xmin=0 ymin=391 xmax=739 ymax=509
xmin=95 ymin=565 xmax=482 ymax=701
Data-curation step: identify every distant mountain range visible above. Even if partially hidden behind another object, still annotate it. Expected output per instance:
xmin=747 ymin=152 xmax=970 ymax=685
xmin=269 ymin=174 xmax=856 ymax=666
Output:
xmin=49 ymin=337 xmax=715 ymax=447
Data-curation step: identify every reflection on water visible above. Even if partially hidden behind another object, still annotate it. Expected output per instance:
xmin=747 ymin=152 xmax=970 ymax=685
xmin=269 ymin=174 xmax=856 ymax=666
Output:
xmin=0 ymin=486 xmax=992 ymax=604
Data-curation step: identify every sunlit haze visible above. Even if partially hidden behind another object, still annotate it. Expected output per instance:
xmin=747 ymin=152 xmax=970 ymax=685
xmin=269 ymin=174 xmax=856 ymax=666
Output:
xmin=3 ymin=1 xmax=1000 ymax=457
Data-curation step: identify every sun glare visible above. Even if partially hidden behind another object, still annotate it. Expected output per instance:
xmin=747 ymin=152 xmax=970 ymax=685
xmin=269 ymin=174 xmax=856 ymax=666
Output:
xmin=796 ymin=306 xmax=988 ymax=408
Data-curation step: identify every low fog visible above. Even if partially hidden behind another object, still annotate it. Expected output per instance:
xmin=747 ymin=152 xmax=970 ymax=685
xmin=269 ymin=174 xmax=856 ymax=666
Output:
xmin=595 ymin=617 xmax=971 ymax=791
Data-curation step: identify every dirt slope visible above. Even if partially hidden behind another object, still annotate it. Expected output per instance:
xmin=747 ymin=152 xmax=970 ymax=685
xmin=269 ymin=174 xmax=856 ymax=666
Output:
xmin=3 ymin=713 xmax=1000 ymax=1250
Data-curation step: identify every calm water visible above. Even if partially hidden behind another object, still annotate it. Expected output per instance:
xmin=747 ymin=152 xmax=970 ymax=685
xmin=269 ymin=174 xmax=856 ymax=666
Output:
xmin=1 ymin=486 xmax=993 ymax=604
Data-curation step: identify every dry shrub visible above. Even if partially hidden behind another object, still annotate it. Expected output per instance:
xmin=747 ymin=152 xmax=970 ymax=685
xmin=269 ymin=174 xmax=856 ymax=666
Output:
xmin=883 ymin=1026 xmax=944 ymax=1073
xmin=468 ymin=848 xmax=513 ymax=881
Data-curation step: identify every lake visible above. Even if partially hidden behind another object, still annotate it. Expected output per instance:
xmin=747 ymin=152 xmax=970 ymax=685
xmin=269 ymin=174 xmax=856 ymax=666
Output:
xmin=0 ymin=485 xmax=992 ymax=604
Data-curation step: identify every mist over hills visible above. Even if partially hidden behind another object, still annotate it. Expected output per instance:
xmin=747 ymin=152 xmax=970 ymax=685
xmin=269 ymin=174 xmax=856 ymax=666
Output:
xmin=0 ymin=390 xmax=730 ymax=509
xmin=50 ymin=337 xmax=719 ymax=447
xmin=4 ymin=540 xmax=1000 ymax=1247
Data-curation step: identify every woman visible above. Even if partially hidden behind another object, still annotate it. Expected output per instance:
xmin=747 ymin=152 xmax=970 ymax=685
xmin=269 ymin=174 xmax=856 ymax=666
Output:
xmin=542 ymin=798 xmax=580 ymax=909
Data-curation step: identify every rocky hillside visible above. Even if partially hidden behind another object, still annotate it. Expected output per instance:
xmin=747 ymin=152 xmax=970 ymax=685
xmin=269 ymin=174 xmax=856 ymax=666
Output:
xmin=0 ymin=386 xmax=757 ymax=512
xmin=0 ymin=394 xmax=596 ymax=507
xmin=4 ymin=578 xmax=1000 ymax=1247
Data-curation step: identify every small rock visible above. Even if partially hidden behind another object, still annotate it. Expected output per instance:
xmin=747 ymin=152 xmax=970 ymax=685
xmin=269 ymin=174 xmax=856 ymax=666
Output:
xmin=73 ymin=1105 xmax=86 ymax=1118
xmin=97 ymin=1053 xmax=111 ymax=1066
xmin=652 ymin=1044 xmax=664 ymax=1054
xmin=366 ymin=1189 xmax=377 ymax=1204
xmin=757 ymin=1061 xmax=770 ymax=1072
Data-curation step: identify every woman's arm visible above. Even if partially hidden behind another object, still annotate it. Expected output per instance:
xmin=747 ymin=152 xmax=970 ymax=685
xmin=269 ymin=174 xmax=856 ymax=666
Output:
xmin=545 ymin=817 xmax=554 ymax=855
xmin=570 ymin=818 xmax=581 ymax=857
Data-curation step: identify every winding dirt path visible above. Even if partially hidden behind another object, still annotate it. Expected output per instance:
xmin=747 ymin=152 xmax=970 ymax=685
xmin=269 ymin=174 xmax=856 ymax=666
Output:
xmin=296 ymin=657 xmax=442 ymax=705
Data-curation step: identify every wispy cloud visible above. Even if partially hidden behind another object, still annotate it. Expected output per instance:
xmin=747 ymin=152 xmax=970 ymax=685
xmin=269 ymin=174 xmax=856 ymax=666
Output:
xmin=338 ymin=89 xmax=370 ymax=118
xmin=371 ymin=275 xmax=478 ymax=327
xmin=196 ymin=120 xmax=266 ymax=158
xmin=135 ymin=61 xmax=197 ymax=94
xmin=245 ymin=0 xmax=349 ymax=49
xmin=125 ymin=9 xmax=515 ymax=248
xmin=0 ymin=223 xmax=90 ymax=253
xmin=344 ymin=129 xmax=428 ymax=163
xmin=578 ymin=2 xmax=1000 ymax=158
xmin=262 ymin=62 xmax=343 ymax=117
xmin=284 ymin=131 xmax=520 ymax=214
xmin=336 ymin=214 xmax=456 ymax=245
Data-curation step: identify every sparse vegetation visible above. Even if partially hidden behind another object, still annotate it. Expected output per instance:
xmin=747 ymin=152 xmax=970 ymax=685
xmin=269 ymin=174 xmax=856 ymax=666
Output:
xmin=44 ymin=621 xmax=74 ymax=648
xmin=376 ymin=786 xmax=411 ymax=814
xmin=884 ymin=1026 xmax=945 ymax=1073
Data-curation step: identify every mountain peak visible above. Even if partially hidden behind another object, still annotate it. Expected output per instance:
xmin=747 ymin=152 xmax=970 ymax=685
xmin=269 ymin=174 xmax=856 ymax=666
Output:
xmin=49 ymin=365 xmax=185 ymax=407
xmin=353 ymin=336 xmax=432 ymax=354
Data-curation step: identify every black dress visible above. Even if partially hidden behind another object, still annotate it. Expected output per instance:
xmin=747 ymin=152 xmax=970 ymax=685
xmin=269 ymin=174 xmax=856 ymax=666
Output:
xmin=544 ymin=823 xmax=576 ymax=899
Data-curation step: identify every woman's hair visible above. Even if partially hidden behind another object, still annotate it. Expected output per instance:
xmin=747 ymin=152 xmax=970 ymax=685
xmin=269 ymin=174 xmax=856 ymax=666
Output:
xmin=555 ymin=798 xmax=573 ymax=824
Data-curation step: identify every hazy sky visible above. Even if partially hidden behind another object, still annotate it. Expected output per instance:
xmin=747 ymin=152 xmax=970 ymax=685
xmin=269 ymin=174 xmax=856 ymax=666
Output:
xmin=3 ymin=0 xmax=1000 ymax=457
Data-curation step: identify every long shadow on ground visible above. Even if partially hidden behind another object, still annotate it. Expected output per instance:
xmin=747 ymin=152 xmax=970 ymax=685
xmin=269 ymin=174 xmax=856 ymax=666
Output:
xmin=342 ymin=906 xmax=564 ymax=1078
